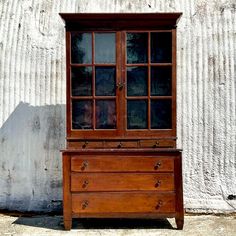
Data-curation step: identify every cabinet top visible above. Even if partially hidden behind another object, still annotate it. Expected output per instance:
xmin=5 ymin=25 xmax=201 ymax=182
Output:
xmin=59 ymin=13 xmax=182 ymax=30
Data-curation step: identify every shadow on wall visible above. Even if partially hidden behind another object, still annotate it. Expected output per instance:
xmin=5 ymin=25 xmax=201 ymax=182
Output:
xmin=0 ymin=102 xmax=66 ymax=212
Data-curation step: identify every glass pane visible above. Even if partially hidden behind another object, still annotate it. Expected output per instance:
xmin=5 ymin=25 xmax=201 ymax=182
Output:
xmin=127 ymin=67 xmax=148 ymax=96
xmin=151 ymin=32 xmax=172 ymax=63
xmin=151 ymin=100 xmax=172 ymax=129
xmin=151 ymin=67 xmax=172 ymax=96
xmin=96 ymin=100 xmax=116 ymax=129
xmin=72 ymin=100 xmax=93 ymax=129
xmin=127 ymin=33 xmax=148 ymax=64
xmin=95 ymin=67 xmax=116 ymax=96
xmin=71 ymin=67 xmax=92 ymax=96
xmin=71 ymin=33 xmax=92 ymax=64
xmin=127 ymin=100 xmax=147 ymax=129
xmin=95 ymin=33 xmax=116 ymax=63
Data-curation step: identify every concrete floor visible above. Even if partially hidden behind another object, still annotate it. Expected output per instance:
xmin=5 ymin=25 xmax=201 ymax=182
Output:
xmin=0 ymin=214 xmax=235 ymax=235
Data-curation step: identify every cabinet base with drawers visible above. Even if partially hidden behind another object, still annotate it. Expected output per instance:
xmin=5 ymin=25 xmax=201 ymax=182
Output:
xmin=62 ymin=148 xmax=184 ymax=230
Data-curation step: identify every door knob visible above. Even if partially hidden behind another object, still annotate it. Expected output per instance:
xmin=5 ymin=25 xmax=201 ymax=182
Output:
xmin=116 ymin=82 xmax=124 ymax=90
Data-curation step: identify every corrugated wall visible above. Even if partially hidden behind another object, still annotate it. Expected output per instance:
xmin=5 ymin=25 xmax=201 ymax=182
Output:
xmin=0 ymin=0 xmax=235 ymax=212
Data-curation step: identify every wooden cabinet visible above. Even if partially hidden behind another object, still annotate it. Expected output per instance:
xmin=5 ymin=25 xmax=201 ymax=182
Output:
xmin=60 ymin=13 xmax=183 ymax=230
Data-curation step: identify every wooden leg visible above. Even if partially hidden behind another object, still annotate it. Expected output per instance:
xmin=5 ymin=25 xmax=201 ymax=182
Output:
xmin=175 ymin=217 xmax=184 ymax=230
xmin=64 ymin=219 xmax=72 ymax=230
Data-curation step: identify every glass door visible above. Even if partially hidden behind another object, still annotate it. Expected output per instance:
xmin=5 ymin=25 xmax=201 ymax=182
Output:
xmin=69 ymin=32 xmax=121 ymax=137
xmin=124 ymin=31 xmax=174 ymax=136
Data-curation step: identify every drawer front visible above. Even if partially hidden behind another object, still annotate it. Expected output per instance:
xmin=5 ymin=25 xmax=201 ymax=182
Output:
xmin=140 ymin=140 xmax=175 ymax=148
xmin=71 ymin=156 xmax=174 ymax=172
xmin=71 ymin=173 xmax=174 ymax=191
xmin=68 ymin=141 xmax=103 ymax=149
xmin=72 ymin=192 xmax=175 ymax=213
xmin=104 ymin=141 xmax=138 ymax=148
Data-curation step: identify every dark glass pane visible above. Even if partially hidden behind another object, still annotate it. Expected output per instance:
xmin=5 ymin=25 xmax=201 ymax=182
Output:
xmin=127 ymin=100 xmax=147 ymax=129
xmin=95 ymin=67 xmax=116 ymax=96
xmin=72 ymin=100 xmax=93 ymax=129
xmin=127 ymin=33 xmax=148 ymax=64
xmin=71 ymin=33 xmax=92 ymax=64
xmin=151 ymin=32 xmax=172 ymax=63
xmin=127 ymin=67 xmax=148 ymax=96
xmin=151 ymin=100 xmax=172 ymax=129
xmin=95 ymin=33 xmax=116 ymax=63
xmin=71 ymin=67 xmax=92 ymax=96
xmin=151 ymin=67 xmax=172 ymax=96
xmin=96 ymin=100 xmax=116 ymax=129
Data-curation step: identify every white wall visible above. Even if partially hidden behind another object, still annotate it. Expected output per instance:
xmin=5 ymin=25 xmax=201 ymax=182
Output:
xmin=0 ymin=0 xmax=235 ymax=213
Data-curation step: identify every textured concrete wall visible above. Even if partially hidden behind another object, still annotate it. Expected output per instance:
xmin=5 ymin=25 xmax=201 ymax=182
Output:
xmin=0 ymin=0 xmax=235 ymax=213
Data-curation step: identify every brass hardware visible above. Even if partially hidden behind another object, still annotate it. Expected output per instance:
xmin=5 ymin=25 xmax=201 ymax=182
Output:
xmin=154 ymin=162 xmax=162 ymax=170
xmin=116 ymin=82 xmax=124 ymax=90
xmin=155 ymin=180 xmax=161 ymax=188
xmin=81 ymin=160 xmax=89 ymax=170
xmin=82 ymin=179 xmax=89 ymax=188
xmin=153 ymin=141 xmax=160 ymax=148
xmin=155 ymin=200 xmax=163 ymax=210
xmin=82 ymin=141 xmax=89 ymax=148
xmin=117 ymin=142 xmax=122 ymax=148
xmin=82 ymin=200 xmax=89 ymax=209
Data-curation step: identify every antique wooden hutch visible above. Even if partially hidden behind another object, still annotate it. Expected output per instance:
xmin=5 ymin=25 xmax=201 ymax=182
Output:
xmin=60 ymin=13 xmax=183 ymax=230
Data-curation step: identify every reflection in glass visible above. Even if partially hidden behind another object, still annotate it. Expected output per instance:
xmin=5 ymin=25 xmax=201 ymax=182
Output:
xmin=71 ymin=33 xmax=92 ymax=64
xmin=96 ymin=100 xmax=116 ymax=129
xmin=127 ymin=67 xmax=148 ymax=96
xmin=151 ymin=100 xmax=172 ymax=129
xmin=151 ymin=32 xmax=172 ymax=63
xmin=95 ymin=33 xmax=116 ymax=63
xmin=151 ymin=67 xmax=172 ymax=96
xmin=127 ymin=33 xmax=148 ymax=64
xmin=72 ymin=100 xmax=93 ymax=129
xmin=71 ymin=67 xmax=92 ymax=96
xmin=127 ymin=100 xmax=147 ymax=129
xmin=95 ymin=67 xmax=116 ymax=96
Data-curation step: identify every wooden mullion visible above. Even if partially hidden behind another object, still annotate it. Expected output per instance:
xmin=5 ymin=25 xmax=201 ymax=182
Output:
xmin=148 ymin=31 xmax=151 ymax=130
xmin=92 ymin=32 xmax=96 ymax=129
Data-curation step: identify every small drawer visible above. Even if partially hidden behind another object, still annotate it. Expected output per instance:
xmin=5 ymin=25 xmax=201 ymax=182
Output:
xmin=71 ymin=173 xmax=174 ymax=192
xmin=71 ymin=156 xmax=174 ymax=172
xmin=140 ymin=140 xmax=175 ymax=148
xmin=72 ymin=192 xmax=175 ymax=213
xmin=68 ymin=141 xmax=104 ymax=149
xmin=104 ymin=141 xmax=138 ymax=148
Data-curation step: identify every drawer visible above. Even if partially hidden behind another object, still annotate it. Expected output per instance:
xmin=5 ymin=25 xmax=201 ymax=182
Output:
xmin=71 ymin=156 xmax=174 ymax=172
xmin=140 ymin=140 xmax=175 ymax=148
xmin=104 ymin=141 xmax=138 ymax=148
xmin=71 ymin=173 xmax=174 ymax=191
xmin=72 ymin=192 xmax=175 ymax=213
xmin=68 ymin=141 xmax=104 ymax=149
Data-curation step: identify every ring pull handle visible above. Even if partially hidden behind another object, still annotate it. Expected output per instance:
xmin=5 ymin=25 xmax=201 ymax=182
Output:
xmin=117 ymin=142 xmax=122 ymax=148
xmin=155 ymin=180 xmax=161 ymax=188
xmin=81 ymin=160 xmax=89 ymax=171
xmin=154 ymin=162 xmax=161 ymax=170
xmin=82 ymin=200 xmax=89 ymax=210
xmin=82 ymin=141 xmax=88 ymax=148
xmin=82 ymin=179 xmax=89 ymax=188
xmin=155 ymin=200 xmax=163 ymax=210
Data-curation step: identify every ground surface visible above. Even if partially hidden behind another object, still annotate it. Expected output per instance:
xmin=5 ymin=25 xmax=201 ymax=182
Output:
xmin=0 ymin=214 xmax=235 ymax=235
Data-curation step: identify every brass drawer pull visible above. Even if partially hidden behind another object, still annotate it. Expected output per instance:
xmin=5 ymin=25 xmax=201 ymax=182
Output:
xmin=81 ymin=160 xmax=89 ymax=170
xmin=117 ymin=142 xmax=122 ymax=148
xmin=155 ymin=200 xmax=163 ymax=210
xmin=82 ymin=141 xmax=89 ymax=148
xmin=154 ymin=162 xmax=162 ymax=170
xmin=155 ymin=180 xmax=161 ymax=188
xmin=153 ymin=141 xmax=160 ymax=148
xmin=82 ymin=200 xmax=89 ymax=209
xmin=82 ymin=180 xmax=89 ymax=188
